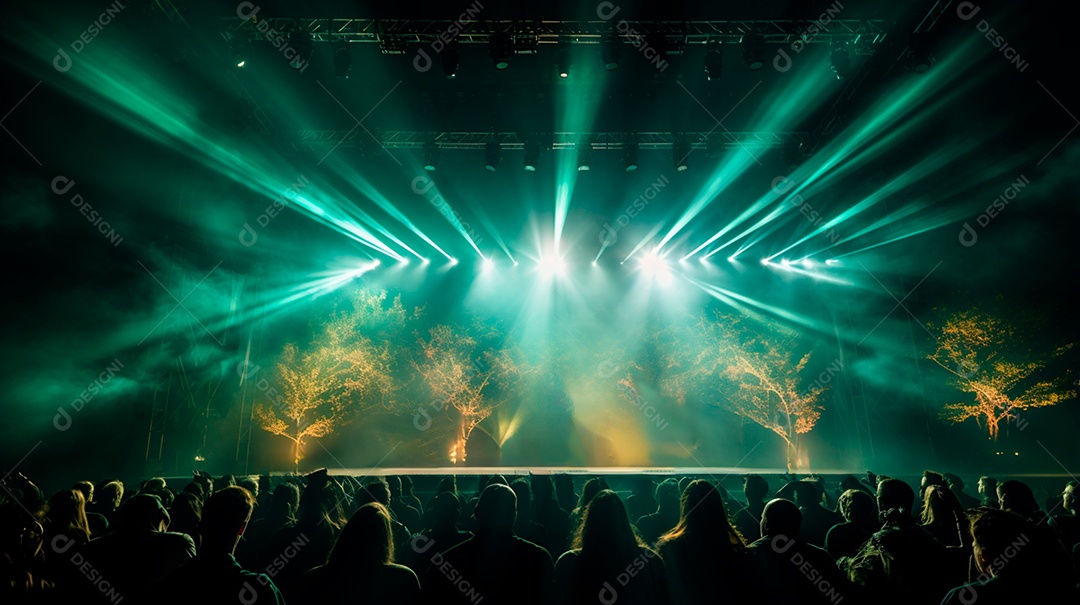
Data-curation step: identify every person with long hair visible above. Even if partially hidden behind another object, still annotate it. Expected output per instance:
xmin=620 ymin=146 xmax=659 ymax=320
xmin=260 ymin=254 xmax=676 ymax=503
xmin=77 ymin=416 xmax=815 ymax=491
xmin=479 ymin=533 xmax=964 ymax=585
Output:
xmin=297 ymin=502 xmax=419 ymax=605
xmin=43 ymin=490 xmax=91 ymax=548
xmin=569 ymin=477 xmax=608 ymax=534
xmin=554 ymin=489 xmax=668 ymax=605
xmin=657 ymin=480 xmax=751 ymax=604
xmin=921 ymin=484 xmax=966 ymax=547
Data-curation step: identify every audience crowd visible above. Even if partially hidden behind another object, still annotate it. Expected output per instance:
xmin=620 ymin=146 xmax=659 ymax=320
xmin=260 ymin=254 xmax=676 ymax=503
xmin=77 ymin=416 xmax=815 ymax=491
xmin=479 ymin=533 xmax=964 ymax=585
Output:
xmin=2 ymin=467 xmax=1077 ymax=604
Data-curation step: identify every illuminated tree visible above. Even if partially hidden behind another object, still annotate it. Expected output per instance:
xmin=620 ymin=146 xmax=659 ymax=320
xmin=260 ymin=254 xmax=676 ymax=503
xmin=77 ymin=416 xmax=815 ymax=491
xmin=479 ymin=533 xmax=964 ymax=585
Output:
xmin=927 ymin=308 xmax=1075 ymax=440
xmin=416 ymin=323 xmax=530 ymax=464
xmin=661 ymin=315 xmax=825 ymax=471
xmin=255 ymin=290 xmax=406 ymax=467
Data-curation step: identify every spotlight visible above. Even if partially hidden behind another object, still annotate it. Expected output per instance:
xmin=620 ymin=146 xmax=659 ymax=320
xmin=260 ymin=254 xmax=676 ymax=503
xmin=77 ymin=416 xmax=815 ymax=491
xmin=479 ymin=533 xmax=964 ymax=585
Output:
xmin=333 ymin=43 xmax=351 ymax=78
xmin=906 ymin=33 xmax=934 ymax=73
xmin=705 ymin=45 xmax=723 ymax=80
xmin=513 ymin=261 xmax=519 ymax=266
xmin=577 ymin=143 xmax=592 ymax=171
xmin=602 ymin=32 xmax=621 ymax=70
xmin=801 ymin=258 xmax=813 ymax=268
xmin=483 ymin=258 xmax=495 ymax=271
xmin=449 ymin=258 xmax=459 ymax=266
xmin=830 ymin=42 xmax=851 ymax=79
xmin=231 ymin=38 xmax=251 ymax=68
xmin=423 ymin=143 xmax=440 ymax=171
xmin=672 ymin=136 xmax=690 ymax=171
xmin=490 ymin=34 xmax=512 ymax=70
xmin=442 ymin=41 xmax=461 ymax=78
xmin=623 ymin=142 xmax=639 ymax=172
xmin=484 ymin=141 xmax=501 ymax=171
xmin=825 ymin=259 xmax=839 ymax=266
xmin=422 ymin=258 xmax=430 ymax=264
xmin=523 ymin=140 xmax=540 ymax=172
xmin=592 ymin=261 xmax=597 ymax=266
xmin=742 ymin=34 xmax=765 ymax=71
xmin=639 ymin=252 xmax=672 ymax=282
xmin=288 ymin=30 xmax=314 ymax=70
xmin=556 ymin=48 xmax=572 ymax=78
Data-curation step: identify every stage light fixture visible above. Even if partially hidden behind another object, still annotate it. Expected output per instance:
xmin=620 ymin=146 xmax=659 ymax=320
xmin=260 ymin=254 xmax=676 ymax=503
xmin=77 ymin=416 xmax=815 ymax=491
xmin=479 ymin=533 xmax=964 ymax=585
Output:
xmin=490 ymin=34 xmax=512 ymax=69
xmin=443 ymin=41 xmax=461 ymax=78
xmin=523 ymin=140 xmax=541 ymax=172
xmin=423 ymin=143 xmax=440 ymax=171
xmin=422 ymin=258 xmax=430 ymax=264
xmin=484 ymin=141 xmax=501 ymax=171
xmin=556 ymin=48 xmax=572 ymax=78
xmin=801 ymin=258 xmax=813 ymax=268
xmin=483 ymin=258 xmax=495 ymax=271
xmin=332 ymin=43 xmax=352 ymax=78
xmin=288 ymin=30 xmax=314 ymax=70
xmin=602 ymin=32 xmax=621 ymax=70
xmin=672 ymin=136 xmax=690 ymax=171
xmin=705 ymin=45 xmax=723 ymax=80
xmin=449 ymin=258 xmax=459 ymax=266
xmin=830 ymin=42 xmax=851 ymax=79
xmin=623 ymin=142 xmax=639 ymax=172
xmin=742 ymin=34 xmax=765 ymax=71
xmin=825 ymin=259 xmax=839 ymax=266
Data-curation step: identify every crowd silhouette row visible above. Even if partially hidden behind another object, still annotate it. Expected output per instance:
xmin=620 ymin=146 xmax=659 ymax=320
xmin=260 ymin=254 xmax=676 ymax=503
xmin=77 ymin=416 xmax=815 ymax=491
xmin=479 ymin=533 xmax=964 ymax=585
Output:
xmin=2 ymin=468 xmax=1078 ymax=604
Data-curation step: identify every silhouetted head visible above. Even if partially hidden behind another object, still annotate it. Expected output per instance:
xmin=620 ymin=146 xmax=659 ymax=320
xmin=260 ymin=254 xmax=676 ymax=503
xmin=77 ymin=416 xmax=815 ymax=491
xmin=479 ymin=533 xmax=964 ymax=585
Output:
xmin=475 ymin=484 xmax=516 ymax=536
xmin=1064 ymin=481 xmax=1077 ymax=514
xmin=877 ymin=479 xmax=915 ymax=515
xmin=46 ymin=489 xmax=90 ymax=540
xmin=743 ymin=475 xmax=769 ymax=503
xmin=920 ymin=471 xmax=946 ymax=500
xmin=943 ymin=473 xmax=966 ymax=493
xmin=358 ymin=481 xmax=391 ymax=508
xmin=968 ymin=508 xmax=1041 ymax=577
xmin=401 ymin=476 xmax=416 ymax=496
xmin=386 ymin=476 xmax=402 ymax=499
xmin=997 ymin=480 xmax=1040 ymax=518
xmin=921 ymin=484 xmax=960 ymax=526
xmin=576 ymin=477 xmax=608 ymax=513
xmin=531 ymin=474 xmax=554 ymax=502
xmin=660 ymin=480 xmax=744 ymax=549
xmin=120 ymin=494 xmax=171 ymax=532
xmin=978 ymin=476 xmax=998 ymax=496
xmin=577 ymin=490 xmax=643 ymax=558
xmin=237 ymin=477 xmax=259 ymax=499
xmin=655 ymin=479 xmax=680 ymax=512
xmin=791 ymin=480 xmax=822 ymax=509
xmin=200 ymin=486 xmax=254 ymax=551
xmin=331 ymin=502 xmax=394 ymax=567
xmin=837 ymin=489 xmax=876 ymax=524
xmin=425 ymin=492 xmax=460 ymax=531
xmin=98 ymin=480 xmax=123 ymax=510
xmin=71 ymin=481 xmax=94 ymax=504
xmin=436 ymin=477 xmax=457 ymax=495
xmin=510 ymin=480 xmax=532 ymax=519
xmin=269 ymin=483 xmax=300 ymax=520
xmin=760 ymin=498 xmax=801 ymax=540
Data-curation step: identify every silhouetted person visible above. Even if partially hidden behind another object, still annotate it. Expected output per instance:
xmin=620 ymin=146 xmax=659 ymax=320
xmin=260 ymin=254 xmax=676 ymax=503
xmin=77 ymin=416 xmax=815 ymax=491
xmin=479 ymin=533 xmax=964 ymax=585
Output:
xmin=570 ymin=478 xmax=607 ymax=534
xmin=237 ymin=482 xmax=298 ymax=569
xmin=734 ymin=475 xmax=768 ymax=542
xmin=160 ymin=486 xmax=283 ymax=605
xmin=1050 ymin=481 xmax=1079 ymax=550
xmin=400 ymin=476 xmax=424 ymax=516
xmin=554 ymin=490 xmax=668 ymax=605
xmin=264 ymin=471 xmax=348 ymax=597
xmin=625 ymin=476 xmax=658 ymax=523
xmin=400 ymin=492 xmax=472 ymax=573
xmin=388 ymin=476 xmax=422 ymax=533
xmin=746 ymin=498 xmax=853 ymax=605
xmin=842 ymin=478 xmax=953 ymax=604
xmin=791 ymin=480 xmax=841 ymax=548
xmin=979 ymin=476 xmax=1000 ymax=509
xmin=658 ymin=480 xmax=751 ymax=605
xmin=825 ymin=488 xmax=878 ymax=560
xmin=530 ymin=474 xmax=571 ymax=558
xmin=510 ymin=479 xmax=548 ymax=549
xmin=921 ymin=484 xmax=965 ymax=547
xmin=167 ymin=492 xmax=202 ymax=549
xmin=357 ymin=480 xmax=412 ymax=553
xmin=635 ymin=478 xmax=680 ymax=545
xmin=942 ymin=507 xmax=1079 ymax=604
xmin=77 ymin=494 xmax=195 ymax=604
xmin=944 ymin=473 xmax=981 ymax=509
xmin=88 ymin=480 xmax=123 ymax=529
xmin=554 ymin=475 xmax=578 ymax=514
xmin=421 ymin=483 xmax=553 ymax=605
xmin=297 ymin=502 xmax=419 ymax=605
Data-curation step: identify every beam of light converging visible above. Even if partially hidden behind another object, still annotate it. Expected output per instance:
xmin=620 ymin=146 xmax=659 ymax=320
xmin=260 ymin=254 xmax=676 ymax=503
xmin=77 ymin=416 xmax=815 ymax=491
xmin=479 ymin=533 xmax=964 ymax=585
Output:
xmin=554 ymin=45 xmax=606 ymax=248
xmin=689 ymin=37 xmax=989 ymax=263
xmin=687 ymin=277 xmax=842 ymax=339
xmin=764 ymin=143 xmax=980 ymax=261
xmin=334 ymin=158 xmax=460 ymax=261
xmin=278 ymin=261 xmax=382 ymax=306
xmin=621 ymin=223 xmax=665 ymax=265
xmin=470 ymin=204 xmax=516 ymax=264
xmin=11 ymin=31 xmax=416 ymax=263
xmin=657 ymin=63 xmax=837 ymax=255
xmin=703 ymin=205 xmax=795 ymax=260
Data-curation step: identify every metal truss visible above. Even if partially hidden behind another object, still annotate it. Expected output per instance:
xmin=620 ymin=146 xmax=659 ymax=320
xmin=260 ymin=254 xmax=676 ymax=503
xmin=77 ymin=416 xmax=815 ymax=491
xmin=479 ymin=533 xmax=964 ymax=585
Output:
xmin=227 ymin=18 xmax=890 ymax=54
xmin=295 ymin=130 xmax=812 ymax=150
